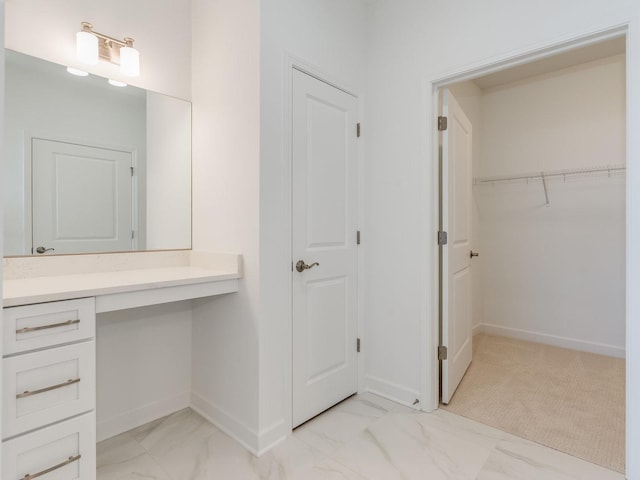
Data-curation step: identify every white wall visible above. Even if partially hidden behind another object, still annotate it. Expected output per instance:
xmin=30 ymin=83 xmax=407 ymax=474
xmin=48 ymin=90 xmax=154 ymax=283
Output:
xmin=190 ymin=0 xmax=261 ymax=452
xmin=3 ymin=54 xmax=146 ymax=255
xmin=190 ymin=0 xmax=367 ymax=452
xmin=96 ymin=302 xmax=192 ymax=441
xmin=146 ymin=92 xmax=192 ymax=250
xmin=5 ymin=0 xmax=191 ymax=99
xmin=365 ymin=2 xmax=640 ymax=476
xmin=475 ymin=56 xmax=626 ymax=356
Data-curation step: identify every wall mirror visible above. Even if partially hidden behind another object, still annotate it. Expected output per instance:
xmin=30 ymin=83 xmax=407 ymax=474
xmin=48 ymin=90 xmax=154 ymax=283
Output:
xmin=3 ymin=49 xmax=192 ymax=257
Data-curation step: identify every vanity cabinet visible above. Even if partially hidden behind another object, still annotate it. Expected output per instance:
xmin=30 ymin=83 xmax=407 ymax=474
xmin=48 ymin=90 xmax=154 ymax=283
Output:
xmin=1 ymin=251 xmax=241 ymax=478
xmin=2 ymin=298 xmax=96 ymax=480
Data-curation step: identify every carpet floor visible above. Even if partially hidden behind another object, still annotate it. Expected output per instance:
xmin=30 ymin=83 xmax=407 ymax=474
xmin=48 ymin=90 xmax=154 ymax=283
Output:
xmin=440 ymin=333 xmax=625 ymax=473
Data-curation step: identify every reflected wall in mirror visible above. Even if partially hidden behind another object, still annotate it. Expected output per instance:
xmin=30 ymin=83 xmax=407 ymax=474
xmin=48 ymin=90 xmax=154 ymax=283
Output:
xmin=3 ymin=50 xmax=192 ymax=256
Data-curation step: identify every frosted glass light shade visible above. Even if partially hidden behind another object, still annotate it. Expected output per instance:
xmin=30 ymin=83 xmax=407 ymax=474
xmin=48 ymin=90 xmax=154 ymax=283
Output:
xmin=120 ymin=46 xmax=139 ymax=76
xmin=67 ymin=67 xmax=89 ymax=77
xmin=76 ymin=31 xmax=98 ymax=65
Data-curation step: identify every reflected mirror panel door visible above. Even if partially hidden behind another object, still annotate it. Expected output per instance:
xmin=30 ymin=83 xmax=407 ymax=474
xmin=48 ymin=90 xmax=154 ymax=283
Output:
xmin=32 ymin=139 xmax=133 ymax=255
xmin=3 ymin=49 xmax=192 ymax=256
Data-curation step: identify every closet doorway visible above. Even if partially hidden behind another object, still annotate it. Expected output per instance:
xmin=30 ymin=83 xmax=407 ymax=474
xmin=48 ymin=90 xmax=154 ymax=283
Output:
xmin=437 ymin=36 xmax=626 ymax=473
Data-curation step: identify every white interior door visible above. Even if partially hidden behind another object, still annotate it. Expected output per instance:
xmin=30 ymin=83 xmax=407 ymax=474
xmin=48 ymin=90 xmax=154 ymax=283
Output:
xmin=32 ymin=138 xmax=133 ymax=255
xmin=292 ymin=69 xmax=358 ymax=427
xmin=441 ymin=89 xmax=474 ymax=404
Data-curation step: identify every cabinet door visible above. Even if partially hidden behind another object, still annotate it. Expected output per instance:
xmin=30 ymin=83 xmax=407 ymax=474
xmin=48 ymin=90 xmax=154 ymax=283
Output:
xmin=3 ymin=341 xmax=95 ymax=439
xmin=3 ymin=412 xmax=95 ymax=480
xmin=3 ymin=298 xmax=95 ymax=355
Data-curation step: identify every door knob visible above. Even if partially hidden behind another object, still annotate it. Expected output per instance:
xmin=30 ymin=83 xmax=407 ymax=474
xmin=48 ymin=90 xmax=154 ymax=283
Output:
xmin=35 ymin=246 xmax=55 ymax=254
xmin=296 ymin=260 xmax=320 ymax=273
xmin=470 ymin=251 xmax=479 ymax=258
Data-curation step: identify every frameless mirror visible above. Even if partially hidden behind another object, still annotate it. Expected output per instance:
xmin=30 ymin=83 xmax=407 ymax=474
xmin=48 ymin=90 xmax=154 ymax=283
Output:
xmin=3 ymin=49 xmax=191 ymax=256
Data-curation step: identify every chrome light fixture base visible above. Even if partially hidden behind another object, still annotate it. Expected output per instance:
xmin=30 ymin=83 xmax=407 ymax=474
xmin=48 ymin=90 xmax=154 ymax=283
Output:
xmin=77 ymin=22 xmax=139 ymax=76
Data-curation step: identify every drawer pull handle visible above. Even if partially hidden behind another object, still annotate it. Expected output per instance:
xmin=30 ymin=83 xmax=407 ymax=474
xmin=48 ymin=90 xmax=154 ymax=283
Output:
xmin=16 ymin=319 xmax=80 ymax=334
xmin=21 ymin=454 xmax=81 ymax=479
xmin=17 ymin=378 xmax=81 ymax=399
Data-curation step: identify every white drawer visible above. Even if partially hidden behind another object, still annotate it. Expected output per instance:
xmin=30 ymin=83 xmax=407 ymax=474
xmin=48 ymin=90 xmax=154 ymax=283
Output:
xmin=3 ymin=298 xmax=95 ymax=355
xmin=3 ymin=412 xmax=95 ymax=480
xmin=3 ymin=341 xmax=95 ymax=439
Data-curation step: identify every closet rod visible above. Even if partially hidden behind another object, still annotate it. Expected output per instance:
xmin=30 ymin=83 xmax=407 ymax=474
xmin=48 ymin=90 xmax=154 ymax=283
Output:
xmin=473 ymin=164 xmax=626 ymax=185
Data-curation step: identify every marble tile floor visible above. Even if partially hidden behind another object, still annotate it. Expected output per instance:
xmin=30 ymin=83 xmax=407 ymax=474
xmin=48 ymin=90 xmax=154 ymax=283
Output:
xmin=97 ymin=393 xmax=624 ymax=480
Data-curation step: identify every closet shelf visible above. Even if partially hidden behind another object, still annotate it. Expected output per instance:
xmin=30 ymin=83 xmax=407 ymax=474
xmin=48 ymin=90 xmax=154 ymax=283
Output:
xmin=473 ymin=164 xmax=626 ymax=186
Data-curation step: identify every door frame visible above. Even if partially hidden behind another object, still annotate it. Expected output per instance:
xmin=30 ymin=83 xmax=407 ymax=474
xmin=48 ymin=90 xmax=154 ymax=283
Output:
xmin=22 ymin=131 xmax=140 ymax=254
xmin=283 ymin=54 xmax=365 ymax=433
xmin=426 ymin=23 xmax=637 ymax=476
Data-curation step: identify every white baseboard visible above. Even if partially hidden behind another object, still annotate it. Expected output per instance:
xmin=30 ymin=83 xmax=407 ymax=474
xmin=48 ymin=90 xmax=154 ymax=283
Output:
xmin=472 ymin=323 xmax=483 ymax=337
xmin=365 ymin=374 xmax=421 ymax=409
xmin=475 ymin=323 xmax=626 ymax=358
xmin=190 ymin=391 xmax=260 ymax=455
xmin=97 ymin=392 xmax=190 ymax=442
xmin=256 ymin=420 xmax=288 ymax=456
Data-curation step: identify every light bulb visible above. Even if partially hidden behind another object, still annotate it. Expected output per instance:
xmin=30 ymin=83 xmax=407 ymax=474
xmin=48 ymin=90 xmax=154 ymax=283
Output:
xmin=120 ymin=46 xmax=139 ymax=76
xmin=67 ymin=67 xmax=89 ymax=77
xmin=108 ymin=79 xmax=128 ymax=87
xmin=76 ymin=31 xmax=98 ymax=65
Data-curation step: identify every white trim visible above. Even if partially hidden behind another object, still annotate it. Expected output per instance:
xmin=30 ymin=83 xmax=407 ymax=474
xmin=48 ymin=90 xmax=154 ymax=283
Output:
xmin=282 ymin=52 xmax=295 ymax=439
xmin=474 ymin=323 xmax=625 ymax=359
xmin=190 ymin=391 xmax=259 ymax=455
xmin=256 ymin=419 xmax=287 ymax=456
xmin=284 ymin=53 xmax=365 ymax=436
xmin=287 ymin=52 xmax=360 ymax=98
xmin=431 ymin=24 xmax=628 ymax=89
xmin=357 ymin=91 xmax=366 ymax=396
xmin=22 ymin=131 xmax=32 ymax=255
xmin=365 ymin=374 xmax=421 ymax=409
xmin=96 ymin=391 xmax=190 ymax=442
xmin=427 ymin=23 xmax=637 ymax=478
xmin=625 ymin=17 xmax=640 ymax=479
xmin=472 ymin=323 xmax=483 ymax=337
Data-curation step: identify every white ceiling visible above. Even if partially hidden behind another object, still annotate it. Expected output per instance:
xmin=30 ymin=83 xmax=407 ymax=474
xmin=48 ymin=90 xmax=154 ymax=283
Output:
xmin=472 ymin=36 xmax=626 ymax=90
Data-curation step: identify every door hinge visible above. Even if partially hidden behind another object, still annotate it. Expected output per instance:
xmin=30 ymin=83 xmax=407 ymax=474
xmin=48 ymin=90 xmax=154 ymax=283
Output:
xmin=131 ymin=230 xmax=135 ymax=240
xmin=357 ymin=230 xmax=361 ymax=245
xmin=131 ymin=166 xmax=134 ymax=176
xmin=357 ymin=338 xmax=361 ymax=353
xmin=357 ymin=123 xmax=361 ymax=138
xmin=438 ymin=345 xmax=448 ymax=360
xmin=438 ymin=116 xmax=448 ymax=131
xmin=438 ymin=231 xmax=448 ymax=245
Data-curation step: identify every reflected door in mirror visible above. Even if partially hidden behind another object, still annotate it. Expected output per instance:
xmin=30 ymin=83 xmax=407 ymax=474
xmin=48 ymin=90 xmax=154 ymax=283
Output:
xmin=32 ymin=139 xmax=134 ymax=255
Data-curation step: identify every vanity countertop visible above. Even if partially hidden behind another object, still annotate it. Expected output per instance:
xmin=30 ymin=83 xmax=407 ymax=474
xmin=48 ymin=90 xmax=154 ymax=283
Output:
xmin=3 ymin=251 xmax=241 ymax=309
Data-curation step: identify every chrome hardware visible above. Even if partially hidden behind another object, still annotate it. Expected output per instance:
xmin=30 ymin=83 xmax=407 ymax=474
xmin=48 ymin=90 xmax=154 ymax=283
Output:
xmin=35 ymin=246 xmax=55 ymax=254
xmin=16 ymin=319 xmax=80 ymax=335
xmin=470 ymin=251 xmax=479 ymax=258
xmin=20 ymin=454 xmax=81 ymax=480
xmin=17 ymin=378 xmax=81 ymax=399
xmin=296 ymin=260 xmax=320 ymax=273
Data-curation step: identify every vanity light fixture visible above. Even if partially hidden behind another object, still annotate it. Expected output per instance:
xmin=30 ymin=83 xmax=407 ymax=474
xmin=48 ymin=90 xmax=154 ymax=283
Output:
xmin=66 ymin=67 xmax=89 ymax=77
xmin=76 ymin=22 xmax=140 ymax=77
xmin=108 ymin=79 xmax=127 ymax=87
